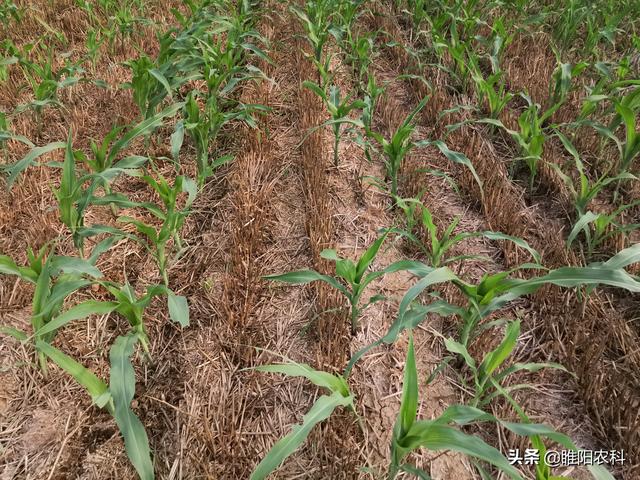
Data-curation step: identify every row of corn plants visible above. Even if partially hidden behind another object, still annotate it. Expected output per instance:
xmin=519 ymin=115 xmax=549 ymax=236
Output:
xmin=246 ymin=1 xmax=639 ymax=478
xmin=396 ymin=0 xmax=640 ymax=262
xmin=0 ymin=1 xmax=267 ymax=478
xmin=253 ymin=227 xmax=640 ymax=478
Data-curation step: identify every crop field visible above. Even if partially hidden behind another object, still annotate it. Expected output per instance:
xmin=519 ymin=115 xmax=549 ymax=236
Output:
xmin=1 ymin=0 xmax=640 ymax=479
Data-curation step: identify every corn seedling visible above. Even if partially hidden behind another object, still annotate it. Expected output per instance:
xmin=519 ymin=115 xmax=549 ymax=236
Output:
xmin=0 ymin=0 xmax=19 ymax=26
xmin=181 ymin=92 xmax=234 ymax=186
xmin=467 ymin=53 xmax=513 ymax=119
xmin=0 ymin=241 xmax=107 ymax=374
xmin=14 ymin=51 xmax=84 ymax=126
xmin=474 ymin=93 xmax=561 ymax=188
xmin=391 ymin=200 xmax=539 ymax=268
xmin=2 ymin=101 xmax=181 ymax=190
xmin=387 ymin=333 xmax=585 ymax=480
xmin=249 ymin=358 xmax=354 ymax=480
xmin=303 ymin=80 xmax=365 ymax=166
xmin=36 ymin=280 xmax=189 ymax=357
xmin=550 ymin=130 xmax=638 ymax=256
xmin=365 ymin=96 xmax=428 ymax=197
xmin=567 ymin=207 xmax=640 ymax=257
xmin=348 ymin=244 xmax=640 ymax=372
xmin=265 ymin=230 xmax=413 ymax=333
xmin=290 ymin=0 xmax=339 ymax=68
xmin=107 ymin=171 xmax=197 ymax=286
xmin=125 ymin=54 xmax=174 ymax=120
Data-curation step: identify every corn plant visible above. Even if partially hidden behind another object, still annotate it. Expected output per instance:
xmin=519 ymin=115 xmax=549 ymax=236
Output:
xmin=551 ymin=130 xmax=638 ymax=256
xmin=391 ymin=200 xmax=540 ymax=267
xmin=567 ymin=208 xmax=640 ymax=257
xmin=303 ymin=80 xmax=365 ymax=166
xmin=250 ymin=359 xmax=354 ymax=480
xmin=468 ymin=53 xmax=513 ymax=119
xmin=474 ymin=93 xmax=561 ymax=188
xmin=0 ymin=0 xmax=19 ymax=26
xmin=364 ymin=96 xmax=429 ymax=197
xmin=180 ymin=92 xmax=234 ymax=187
xmin=387 ymin=332 xmax=585 ymax=480
xmin=85 ymin=29 xmax=104 ymax=71
xmin=0 ymin=242 xmax=107 ymax=375
xmin=265 ymin=230 xmax=414 ymax=333
xmin=348 ymin=244 xmax=640 ymax=372
xmin=102 ymin=171 xmax=197 ymax=287
xmin=340 ymin=30 xmax=376 ymax=95
xmin=35 ymin=279 xmax=189 ymax=358
xmin=125 ymin=54 xmax=173 ymax=120
xmin=290 ymin=0 xmax=339 ymax=68
xmin=551 ymin=131 xmax=635 ymax=216
xmin=2 ymin=102 xmax=181 ymax=190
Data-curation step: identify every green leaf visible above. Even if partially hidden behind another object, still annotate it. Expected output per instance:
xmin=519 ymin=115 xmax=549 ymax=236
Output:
xmin=444 ymin=337 xmax=476 ymax=371
xmin=49 ymin=256 xmax=103 ymax=278
xmin=355 ymin=230 xmax=389 ymax=281
xmin=479 ymin=320 xmax=520 ymax=380
xmin=567 ymin=211 xmax=599 ymax=247
xmin=426 ymin=140 xmax=483 ymax=195
xmin=3 ymin=141 xmax=66 ymax=188
xmin=170 ymin=121 xmax=184 ymax=162
xmin=109 ymin=334 xmax=154 ymax=480
xmin=253 ymin=362 xmax=348 ymax=395
xmin=398 ymin=267 xmax=459 ymax=319
xmin=109 ymin=102 xmax=183 ymax=164
xmin=264 ymin=269 xmax=349 ymax=297
xmin=499 ymin=421 xmax=576 ymax=450
xmin=36 ymin=300 xmax=118 ymax=337
xmin=36 ymin=341 xmax=111 ymax=409
xmin=399 ymin=422 xmax=522 ymax=479
xmin=481 ymin=232 xmax=541 ymax=264
xmin=600 ymin=243 xmax=640 ymax=269
xmin=0 ymin=255 xmax=37 ymax=282
xmin=250 ymin=392 xmax=352 ymax=480
xmin=587 ymin=465 xmax=616 ymax=480
xmin=167 ymin=293 xmax=189 ymax=327
xmin=398 ymin=334 xmax=418 ymax=436
xmin=0 ymin=326 xmax=28 ymax=341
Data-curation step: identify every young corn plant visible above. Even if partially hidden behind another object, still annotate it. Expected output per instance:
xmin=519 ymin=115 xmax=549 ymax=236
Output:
xmin=551 ymin=130 xmax=638 ymax=256
xmin=35 ymin=279 xmax=189 ymax=359
xmin=105 ymin=171 xmax=197 ymax=287
xmin=302 ymin=80 xmax=365 ymax=166
xmin=365 ymin=96 xmax=429 ymax=197
xmin=180 ymin=92 xmax=234 ymax=187
xmin=0 ymin=0 xmax=19 ymax=25
xmin=475 ymin=93 xmax=561 ymax=188
xmin=125 ymin=54 xmax=174 ymax=120
xmin=467 ymin=53 xmax=513 ymax=119
xmin=265 ymin=231 xmax=411 ymax=333
xmin=290 ymin=0 xmax=339 ymax=70
xmin=391 ymin=200 xmax=540 ymax=268
xmin=2 ymin=102 xmax=182 ymax=190
xmin=348 ymin=243 xmax=640 ymax=370
xmin=0 ymin=242 xmax=107 ymax=375
xmin=386 ymin=333 xmax=590 ymax=480
xmin=249 ymin=358 xmax=354 ymax=480
xmin=567 ymin=207 xmax=640 ymax=258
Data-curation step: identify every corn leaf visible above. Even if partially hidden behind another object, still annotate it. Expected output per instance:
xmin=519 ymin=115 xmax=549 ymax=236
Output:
xmin=3 ymin=141 xmax=66 ymax=188
xmin=36 ymin=341 xmax=111 ymax=409
xmin=167 ymin=293 xmax=189 ymax=327
xmin=399 ymin=422 xmax=522 ymax=480
xmin=250 ymin=392 xmax=352 ymax=480
xmin=36 ymin=300 xmax=118 ymax=337
xmin=109 ymin=334 xmax=154 ymax=480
